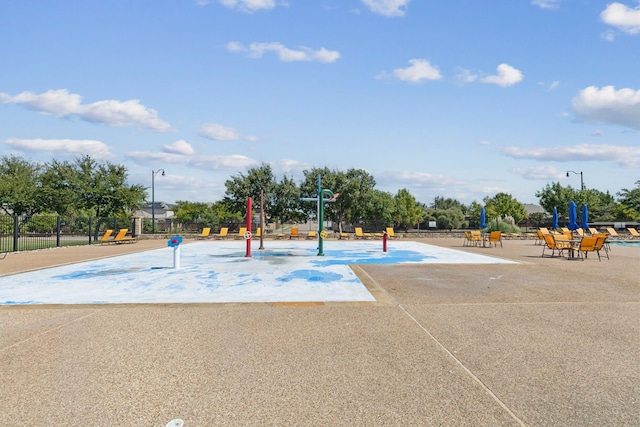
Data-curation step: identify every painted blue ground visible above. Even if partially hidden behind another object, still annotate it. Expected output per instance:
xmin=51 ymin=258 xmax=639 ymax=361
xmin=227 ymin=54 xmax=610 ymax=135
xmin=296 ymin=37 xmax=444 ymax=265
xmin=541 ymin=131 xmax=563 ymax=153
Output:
xmin=0 ymin=240 xmax=516 ymax=305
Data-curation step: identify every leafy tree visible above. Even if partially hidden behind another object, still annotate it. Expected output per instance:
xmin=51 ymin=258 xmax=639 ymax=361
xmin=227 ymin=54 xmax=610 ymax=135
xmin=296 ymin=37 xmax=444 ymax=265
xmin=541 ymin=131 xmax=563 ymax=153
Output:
xmin=300 ymin=167 xmax=377 ymax=232
xmin=39 ymin=159 xmax=78 ymax=216
xmin=535 ymin=182 xmax=575 ymax=217
xmin=431 ymin=196 xmax=467 ymax=213
xmin=0 ymin=155 xmax=43 ymax=216
xmin=367 ymin=189 xmax=395 ymax=225
xmin=173 ymin=201 xmax=210 ymax=223
xmin=272 ymin=175 xmax=303 ymax=223
xmin=393 ymin=188 xmax=425 ymax=229
xmin=222 ymin=163 xmax=277 ymax=220
xmin=617 ymin=180 xmax=640 ymax=220
xmin=71 ymin=155 xmax=146 ymax=217
xmin=483 ymin=192 xmax=528 ymax=224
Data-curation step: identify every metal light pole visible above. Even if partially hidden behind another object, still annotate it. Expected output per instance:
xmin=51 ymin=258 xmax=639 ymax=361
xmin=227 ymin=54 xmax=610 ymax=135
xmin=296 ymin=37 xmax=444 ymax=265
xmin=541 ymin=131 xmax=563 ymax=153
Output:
xmin=566 ymin=170 xmax=584 ymax=190
xmin=151 ymin=169 xmax=165 ymax=233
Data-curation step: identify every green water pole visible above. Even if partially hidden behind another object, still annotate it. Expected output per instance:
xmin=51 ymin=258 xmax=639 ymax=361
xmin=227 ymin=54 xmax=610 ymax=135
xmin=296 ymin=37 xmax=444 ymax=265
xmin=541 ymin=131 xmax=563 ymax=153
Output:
xmin=317 ymin=178 xmax=335 ymax=256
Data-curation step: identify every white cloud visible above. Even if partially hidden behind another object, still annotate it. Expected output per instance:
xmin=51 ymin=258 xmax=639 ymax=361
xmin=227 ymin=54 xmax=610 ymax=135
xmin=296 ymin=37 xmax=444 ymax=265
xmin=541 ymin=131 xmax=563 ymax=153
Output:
xmin=501 ymin=143 xmax=640 ymax=167
xmin=361 ymin=0 xmax=412 ymax=17
xmin=227 ymin=42 xmax=340 ymax=63
xmin=5 ymin=138 xmax=113 ymax=159
xmin=163 ymin=140 xmax=195 ymax=155
xmin=572 ymin=85 xmax=640 ymax=129
xmin=199 ymin=123 xmax=258 ymax=141
xmin=601 ymin=2 xmax=640 ymax=35
xmin=531 ymin=0 xmax=561 ymax=10
xmin=377 ymin=59 xmax=442 ymax=83
xmin=454 ymin=68 xmax=478 ymax=85
xmin=509 ymin=165 xmax=566 ymax=180
xmin=0 ymin=89 xmax=173 ymax=132
xmin=197 ymin=0 xmax=277 ymax=13
xmin=480 ymin=64 xmax=523 ymax=87
xmin=128 ymin=150 xmax=260 ymax=170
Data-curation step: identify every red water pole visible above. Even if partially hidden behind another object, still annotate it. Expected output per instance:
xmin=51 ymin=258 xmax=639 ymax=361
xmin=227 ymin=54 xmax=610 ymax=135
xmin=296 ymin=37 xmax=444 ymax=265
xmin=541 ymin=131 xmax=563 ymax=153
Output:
xmin=383 ymin=231 xmax=388 ymax=253
xmin=246 ymin=197 xmax=252 ymax=257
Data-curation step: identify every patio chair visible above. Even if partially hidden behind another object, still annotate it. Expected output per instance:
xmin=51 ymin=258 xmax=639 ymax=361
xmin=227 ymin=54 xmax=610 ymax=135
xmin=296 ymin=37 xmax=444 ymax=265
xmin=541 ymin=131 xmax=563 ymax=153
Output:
xmin=542 ymin=234 xmax=568 ymax=257
xmin=113 ymin=229 xmax=137 ymax=244
xmin=306 ymin=231 xmax=317 ymax=240
xmin=577 ymin=236 xmax=599 ymax=261
xmin=354 ymin=227 xmax=372 ymax=239
xmin=463 ymin=231 xmax=482 ymax=247
xmin=99 ymin=229 xmax=113 ymax=244
xmin=535 ymin=229 xmax=546 ymax=245
xmin=627 ymin=228 xmax=640 ymax=239
xmin=196 ymin=227 xmax=211 ymax=240
xmin=593 ymin=236 xmax=609 ymax=260
xmin=213 ymin=227 xmax=229 ymax=239
xmin=289 ymin=227 xmax=300 ymax=239
xmin=487 ymin=231 xmax=502 ymax=247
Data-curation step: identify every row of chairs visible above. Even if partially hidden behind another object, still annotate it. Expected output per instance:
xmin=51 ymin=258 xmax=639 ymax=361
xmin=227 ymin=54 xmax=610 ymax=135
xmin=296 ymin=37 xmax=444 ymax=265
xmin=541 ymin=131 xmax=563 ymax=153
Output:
xmin=99 ymin=229 xmax=137 ymax=244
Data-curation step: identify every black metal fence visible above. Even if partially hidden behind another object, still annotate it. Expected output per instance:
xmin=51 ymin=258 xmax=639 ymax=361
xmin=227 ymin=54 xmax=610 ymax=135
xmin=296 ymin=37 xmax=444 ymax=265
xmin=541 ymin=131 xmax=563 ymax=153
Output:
xmin=0 ymin=215 xmax=135 ymax=253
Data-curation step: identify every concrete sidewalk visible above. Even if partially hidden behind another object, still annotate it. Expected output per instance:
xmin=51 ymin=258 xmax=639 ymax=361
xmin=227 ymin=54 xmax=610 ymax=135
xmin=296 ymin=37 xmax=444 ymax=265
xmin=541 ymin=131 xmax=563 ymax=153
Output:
xmin=1 ymin=238 xmax=638 ymax=426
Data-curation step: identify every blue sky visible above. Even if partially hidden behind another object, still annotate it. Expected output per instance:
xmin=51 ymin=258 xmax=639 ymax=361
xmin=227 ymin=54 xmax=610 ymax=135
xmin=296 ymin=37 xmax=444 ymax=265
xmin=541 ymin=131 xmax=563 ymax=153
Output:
xmin=1 ymin=0 xmax=639 ymax=207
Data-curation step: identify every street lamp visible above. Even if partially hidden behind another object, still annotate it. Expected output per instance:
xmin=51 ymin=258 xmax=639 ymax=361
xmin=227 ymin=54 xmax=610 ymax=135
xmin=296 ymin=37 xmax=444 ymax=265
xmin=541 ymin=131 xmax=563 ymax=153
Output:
xmin=151 ymin=169 xmax=165 ymax=233
xmin=566 ymin=170 xmax=584 ymax=190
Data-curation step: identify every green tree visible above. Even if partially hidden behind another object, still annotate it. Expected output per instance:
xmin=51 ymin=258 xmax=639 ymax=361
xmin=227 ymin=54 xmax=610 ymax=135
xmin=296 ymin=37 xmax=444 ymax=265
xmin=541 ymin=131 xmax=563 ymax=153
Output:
xmin=72 ymin=155 xmax=146 ymax=217
xmin=483 ymin=192 xmax=528 ymax=224
xmin=393 ymin=188 xmax=425 ymax=229
xmin=222 ymin=163 xmax=277 ymax=220
xmin=0 ymin=155 xmax=43 ymax=216
xmin=272 ymin=175 xmax=303 ymax=223
xmin=173 ymin=201 xmax=210 ymax=223
xmin=616 ymin=180 xmax=640 ymax=220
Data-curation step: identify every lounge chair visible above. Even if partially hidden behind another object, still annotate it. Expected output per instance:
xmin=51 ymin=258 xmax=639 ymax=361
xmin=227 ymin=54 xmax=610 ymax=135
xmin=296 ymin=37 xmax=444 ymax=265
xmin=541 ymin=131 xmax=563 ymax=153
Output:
xmin=542 ymin=234 xmax=568 ymax=257
xmin=255 ymin=227 xmax=262 ymax=238
xmin=539 ymin=227 xmax=550 ymax=235
xmin=114 ymin=228 xmax=137 ymax=244
xmin=575 ymin=228 xmax=585 ymax=237
xmin=354 ymin=227 xmax=372 ymax=239
xmin=627 ymin=228 xmax=640 ymax=239
xmin=98 ymin=229 xmax=113 ymax=244
xmin=535 ymin=229 xmax=546 ymax=245
xmin=213 ymin=227 xmax=229 ymax=239
xmin=487 ymin=231 xmax=502 ymax=247
xmin=196 ymin=227 xmax=211 ymax=240
xmin=588 ymin=227 xmax=600 ymax=236
xmin=605 ymin=227 xmax=622 ymax=239
xmin=234 ymin=227 xmax=247 ymax=240
xmin=289 ymin=227 xmax=300 ymax=240
xmin=338 ymin=232 xmax=351 ymax=240
xmin=306 ymin=230 xmax=317 ymax=240
xmin=386 ymin=227 xmax=399 ymax=239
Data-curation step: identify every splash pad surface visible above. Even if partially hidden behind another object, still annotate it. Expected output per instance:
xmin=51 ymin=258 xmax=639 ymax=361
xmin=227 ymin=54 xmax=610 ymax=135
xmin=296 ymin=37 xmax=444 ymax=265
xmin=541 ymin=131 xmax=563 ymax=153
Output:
xmin=0 ymin=240 xmax=516 ymax=305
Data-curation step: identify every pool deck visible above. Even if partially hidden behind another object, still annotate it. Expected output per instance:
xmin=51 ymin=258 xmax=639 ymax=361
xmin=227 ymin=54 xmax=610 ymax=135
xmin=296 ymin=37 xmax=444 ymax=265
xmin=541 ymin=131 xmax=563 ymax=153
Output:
xmin=1 ymin=238 xmax=638 ymax=426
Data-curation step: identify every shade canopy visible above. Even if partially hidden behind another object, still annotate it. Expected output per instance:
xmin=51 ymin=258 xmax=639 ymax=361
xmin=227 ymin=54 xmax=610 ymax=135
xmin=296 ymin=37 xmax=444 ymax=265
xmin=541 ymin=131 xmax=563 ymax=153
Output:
xmin=580 ymin=204 xmax=589 ymax=230
xmin=568 ymin=200 xmax=578 ymax=231
xmin=480 ymin=207 xmax=487 ymax=229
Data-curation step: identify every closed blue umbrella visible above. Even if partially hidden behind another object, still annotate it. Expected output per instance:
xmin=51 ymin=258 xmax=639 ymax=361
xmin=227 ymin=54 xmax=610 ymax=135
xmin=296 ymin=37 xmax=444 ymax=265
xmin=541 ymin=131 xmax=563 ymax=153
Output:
xmin=552 ymin=207 xmax=559 ymax=230
xmin=580 ymin=204 xmax=589 ymax=230
xmin=479 ymin=207 xmax=487 ymax=229
xmin=568 ymin=200 xmax=578 ymax=231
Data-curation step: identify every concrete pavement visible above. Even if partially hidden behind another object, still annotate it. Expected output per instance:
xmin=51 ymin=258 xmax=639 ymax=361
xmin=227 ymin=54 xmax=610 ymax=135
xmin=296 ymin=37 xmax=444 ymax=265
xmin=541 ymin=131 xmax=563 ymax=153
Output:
xmin=1 ymin=238 xmax=638 ymax=426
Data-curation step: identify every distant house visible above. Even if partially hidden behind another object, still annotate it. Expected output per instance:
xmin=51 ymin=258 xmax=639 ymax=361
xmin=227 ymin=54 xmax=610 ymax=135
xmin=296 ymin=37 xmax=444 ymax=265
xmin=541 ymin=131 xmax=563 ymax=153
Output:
xmin=135 ymin=202 xmax=175 ymax=220
xmin=523 ymin=203 xmax=547 ymax=216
